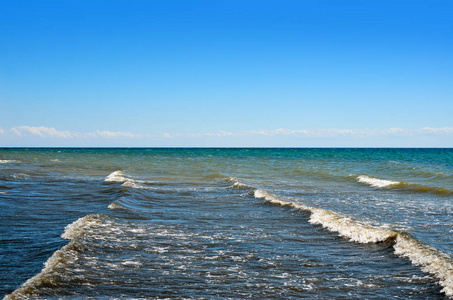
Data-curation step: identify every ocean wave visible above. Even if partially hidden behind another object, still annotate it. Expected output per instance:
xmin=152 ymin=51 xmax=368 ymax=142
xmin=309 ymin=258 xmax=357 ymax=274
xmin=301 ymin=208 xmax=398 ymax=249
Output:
xmin=61 ymin=214 xmax=113 ymax=240
xmin=228 ymin=177 xmax=255 ymax=190
xmin=253 ymin=189 xmax=453 ymax=297
xmin=207 ymin=173 xmax=228 ymax=179
xmin=356 ymin=175 xmax=400 ymax=188
xmin=108 ymin=202 xmax=127 ymax=210
xmin=4 ymin=242 xmax=79 ymax=299
xmin=355 ymin=175 xmax=453 ymax=196
xmin=254 ymin=189 xmax=396 ymax=244
xmin=7 ymin=179 xmax=453 ymax=298
xmin=394 ymin=233 xmax=453 ymax=297
xmin=0 ymin=159 xmax=18 ymax=164
xmin=104 ymin=171 xmax=151 ymax=190
xmin=4 ymin=214 xmax=121 ymax=299
xmin=107 ymin=196 xmax=144 ymax=211
xmin=403 ymin=184 xmax=453 ymax=196
xmin=104 ymin=170 xmax=127 ymax=183
xmin=10 ymin=173 xmax=30 ymax=180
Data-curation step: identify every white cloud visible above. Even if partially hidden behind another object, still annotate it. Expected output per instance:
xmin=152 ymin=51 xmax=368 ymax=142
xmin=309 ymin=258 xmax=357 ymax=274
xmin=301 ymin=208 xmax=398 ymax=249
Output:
xmin=8 ymin=126 xmax=152 ymax=139
xmin=95 ymin=130 xmax=143 ymax=138
xmin=3 ymin=126 xmax=453 ymax=144
xmin=238 ymin=128 xmax=410 ymax=137
xmin=198 ymin=130 xmax=233 ymax=137
xmin=162 ymin=131 xmax=233 ymax=138
xmin=419 ymin=127 xmax=453 ymax=134
xmin=11 ymin=126 xmax=73 ymax=138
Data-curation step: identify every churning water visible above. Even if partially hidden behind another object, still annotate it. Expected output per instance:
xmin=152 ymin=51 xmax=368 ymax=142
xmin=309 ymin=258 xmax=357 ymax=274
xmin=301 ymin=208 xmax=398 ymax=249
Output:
xmin=1 ymin=148 xmax=452 ymax=299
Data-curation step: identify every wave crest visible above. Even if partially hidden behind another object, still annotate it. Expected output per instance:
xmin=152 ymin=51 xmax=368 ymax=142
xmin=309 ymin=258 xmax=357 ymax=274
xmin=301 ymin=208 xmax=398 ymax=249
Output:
xmin=104 ymin=171 xmax=152 ymax=190
xmin=228 ymin=177 xmax=255 ymax=190
xmin=395 ymin=233 xmax=453 ymax=297
xmin=309 ymin=208 xmax=397 ymax=243
xmin=254 ymin=189 xmax=395 ymax=244
xmin=356 ymin=175 xmax=399 ymax=188
xmin=355 ymin=175 xmax=453 ymax=195
xmin=105 ymin=170 xmax=127 ymax=183
xmin=0 ymin=159 xmax=19 ymax=164
xmin=253 ymin=188 xmax=453 ymax=297
xmin=61 ymin=214 xmax=111 ymax=240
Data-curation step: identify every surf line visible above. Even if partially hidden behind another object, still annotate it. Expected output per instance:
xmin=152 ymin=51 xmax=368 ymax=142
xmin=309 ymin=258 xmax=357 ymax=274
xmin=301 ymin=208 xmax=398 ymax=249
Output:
xmin=240 ymin=182 xmax=453 ymax=298
xmin=354 ymin=174 xmax=453 ymax=196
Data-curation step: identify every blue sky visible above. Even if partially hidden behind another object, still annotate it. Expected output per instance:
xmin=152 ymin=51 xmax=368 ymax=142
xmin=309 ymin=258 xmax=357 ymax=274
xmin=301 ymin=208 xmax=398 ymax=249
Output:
xmin=1 ymin=0 xmax=452 ymax=147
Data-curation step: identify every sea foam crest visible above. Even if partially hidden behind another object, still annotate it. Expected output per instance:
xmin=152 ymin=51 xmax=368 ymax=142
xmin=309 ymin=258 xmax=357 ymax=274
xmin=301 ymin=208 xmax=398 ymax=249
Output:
xmin=229 ymin=177 xmax=254 ymax=190
xmin=356 ymin=175 xmax=453 ymax=196
xmin=254 ymin=189 xmax=305 ymax=208
xmin=0 ymin=159 xmax=18 ymax=163
xmin=61 ymin=214 xmax=109 ymax=240
xmin=5 ymin=214 xmax=115 ymax=299
xmin=104 ymin=171 xmax=146 ymax=189
xmin=4 ymin=242 xmax=79 ymax=299
xmin=254 ymin=188 xmax=453 ymax=297
xmin=254 ymin=190 xmax=395 ymax=244
xmin=356 ymin=175 xmax=400 ymax=188
xmin=105 ymin=170 xmax=127 ymax=183
xmin=394 ymin=234 xmax=453 ymax=297
xmin=108 ymin=202 xmax=127 ymax=210
xmin=308 ymin=209 xmax=397 ymax=243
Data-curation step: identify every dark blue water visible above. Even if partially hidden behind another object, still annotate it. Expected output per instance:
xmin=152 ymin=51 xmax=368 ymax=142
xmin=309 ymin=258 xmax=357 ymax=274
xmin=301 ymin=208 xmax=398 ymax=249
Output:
xmin=1 ymin=148 xmax=452 ymax=299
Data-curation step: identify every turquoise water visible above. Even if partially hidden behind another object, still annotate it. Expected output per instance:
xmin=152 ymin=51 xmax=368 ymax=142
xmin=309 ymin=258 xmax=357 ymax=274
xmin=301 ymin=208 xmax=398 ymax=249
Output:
xmin=1 ymin=148 xmax=452 ymax=299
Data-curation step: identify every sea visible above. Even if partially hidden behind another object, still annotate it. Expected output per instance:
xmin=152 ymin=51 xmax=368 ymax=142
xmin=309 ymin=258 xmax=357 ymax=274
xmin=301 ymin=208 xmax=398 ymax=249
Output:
xmin=1 ymin=148 xmax=452 ymax=299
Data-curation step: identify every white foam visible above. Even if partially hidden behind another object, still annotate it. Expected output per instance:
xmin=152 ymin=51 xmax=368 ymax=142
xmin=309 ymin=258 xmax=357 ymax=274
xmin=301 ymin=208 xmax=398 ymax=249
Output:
xmin=105 ymin=171 xmax=147 ymax=189
xmin=394 ymin=234 xmax=453 ymax=297
xmin=4 ymin=241 xmax=78 ymax=299
xmin=61 ymin=214 xmax=111 ymax=240
xmin=6 ymin=215 xmax=112 ymax=299
xmin=121 ymin=180 xmax=144 ymax=189
xmin=309 ymin=208 xmax=397 ymax=243
xmin=356 ymin=175 xmax=400 ymax=188
xmin=121 ymin=260 xmax=142 ymax=267
xmin=229 ymin=177 xmax=254 ymax=189
xmin=0 ymin=159 xmax=18 ymax=163
xmin=104 ymin=170 xmax=127 ymax=183
xmin=254 ymin=189 xmax=303 ymax=208
xmin=108 ymin=202 xmax=126 ymax=210
xmin=254 ymin=188 xmax=453 ymax=297
xmin=254 ymin=189 xmax=395 ymax=243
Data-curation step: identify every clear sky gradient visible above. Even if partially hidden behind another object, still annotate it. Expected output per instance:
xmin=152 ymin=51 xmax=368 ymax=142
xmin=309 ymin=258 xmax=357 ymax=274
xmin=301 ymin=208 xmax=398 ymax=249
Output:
xmin=1 ymin=0 xmax=452 ymax=147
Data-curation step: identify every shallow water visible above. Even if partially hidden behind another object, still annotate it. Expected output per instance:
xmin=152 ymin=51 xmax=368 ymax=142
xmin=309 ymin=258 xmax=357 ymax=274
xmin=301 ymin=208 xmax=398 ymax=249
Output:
xmin=1 ymin=148 xmax=452 ymax=299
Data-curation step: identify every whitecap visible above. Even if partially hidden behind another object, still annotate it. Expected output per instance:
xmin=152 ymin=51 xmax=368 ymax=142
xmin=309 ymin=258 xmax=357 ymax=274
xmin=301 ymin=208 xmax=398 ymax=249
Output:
xmin=104 ymin=170 xmax=127 ymax=183
xmin=253 ymin=188 xmax=453 ymax=297
xmin=356 ymin=175 xmax=400 ymax=188
xmin=0 ymin=159 xmax=18 ymax=163
xmin=229 ymin=177 xmax=254 ymax=190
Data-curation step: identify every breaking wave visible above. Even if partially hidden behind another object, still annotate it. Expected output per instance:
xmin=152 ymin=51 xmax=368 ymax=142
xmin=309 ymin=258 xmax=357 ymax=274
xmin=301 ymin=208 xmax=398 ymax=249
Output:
xmin=254 ymin=189 xmax=396 ymax=244
xmin=0 ymin=160 xmax=19 ymax=164
xmin=105 ymin=170 xmax=128 ymax=183
xmin=355 ymin=175 xmax=453 ymax=196
xmin=7 ymin=174 xmax=453 ymax=298
xmin=253 ymin=189 xmax=453 ymax=297
xmin=5 ymin=214 xmax=110 ymax=299
xmin=108 ymin=202 xmax=127 ymax=210
xmin=104 ymin=170 xmax=148 ymax=190
xmin=356 ymin=175 xmax=400 ymax=188
xmin=228 ymin=177 xmax=255 ymax=190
